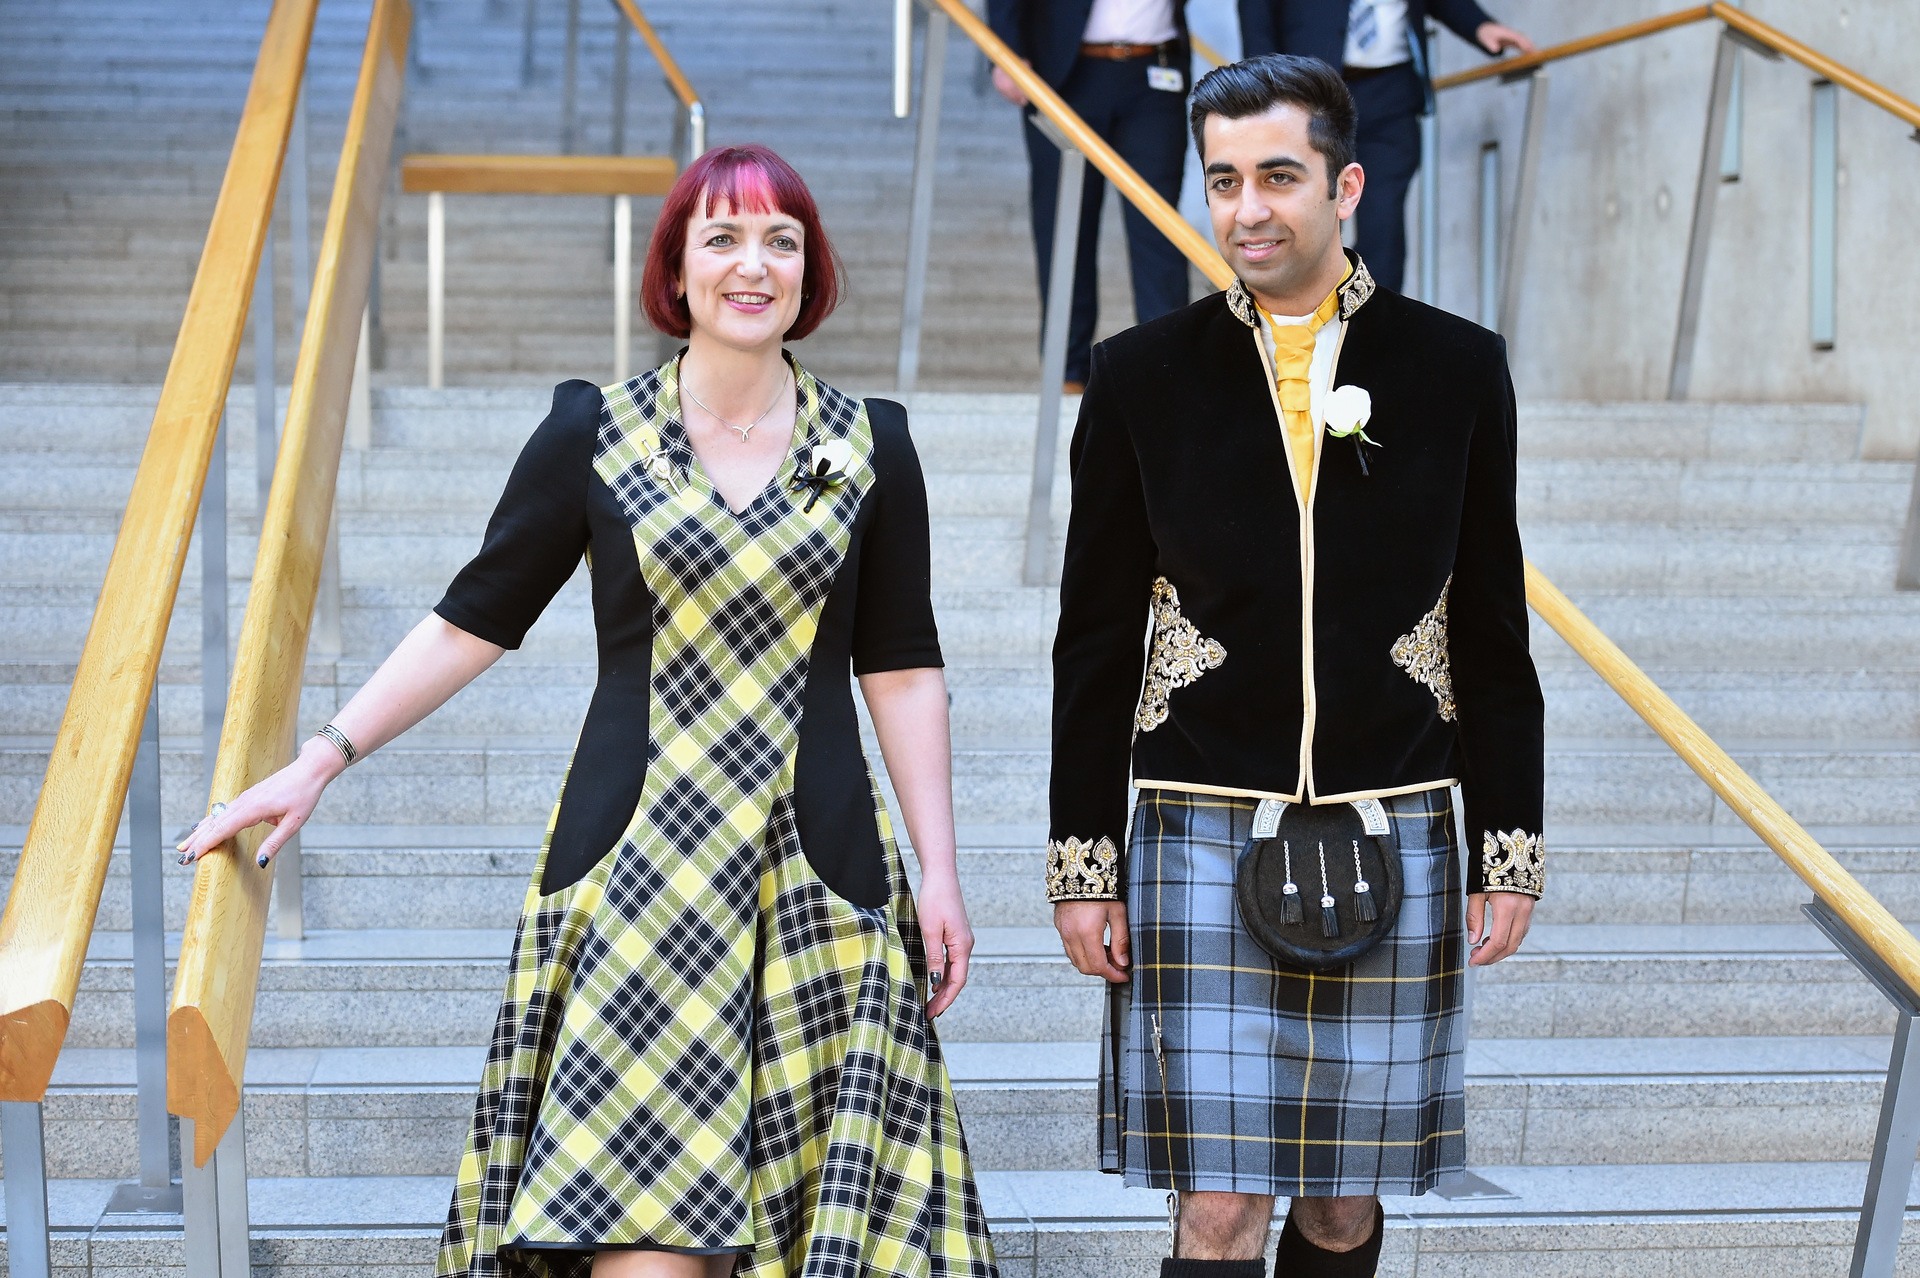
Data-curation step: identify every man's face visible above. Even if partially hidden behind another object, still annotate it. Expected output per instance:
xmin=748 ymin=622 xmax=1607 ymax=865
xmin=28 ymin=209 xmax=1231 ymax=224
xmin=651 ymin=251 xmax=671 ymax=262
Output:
xmin=1201 ymin=103 xmax=1362 ymax=307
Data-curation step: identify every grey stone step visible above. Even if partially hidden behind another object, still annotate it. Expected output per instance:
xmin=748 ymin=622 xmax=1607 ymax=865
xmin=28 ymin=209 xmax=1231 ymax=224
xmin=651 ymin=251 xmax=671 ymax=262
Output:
xmin=51 ymin=922 xmax=1913 ymax=1052
xmin=12 ymin=1034 xmax=1903 ymax=1180
xmin=11 ymin=1161 xmax=1920 ymax=1277
xmin=11 ymin=735 xmax=1920 ymax=830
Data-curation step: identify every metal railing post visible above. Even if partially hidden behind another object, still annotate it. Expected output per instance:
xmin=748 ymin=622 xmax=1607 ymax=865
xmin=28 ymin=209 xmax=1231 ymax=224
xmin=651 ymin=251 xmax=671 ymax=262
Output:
xmin=1 ymin=1100 xmax=52 ymax=1278
xmin=1417 ymin=109 xmax=1438 ymax=305
xmin=687 ymin=100 xmax=705 ymax=165
xmin=1024 ymin=134 xmax=1086 ymax=588
xmin=611 ymin=14 xmax=630 ymax=156
xmin=1667 ymin=32 xmax=1739 ymax=400
xmin=521 ymin=0 xmax=538 ymax=87
xmin=1854 ymin=1012 xmax=1920 ymax=1278
xmin=107 ymin=693 xmax=183 ymax=1212
xmin=253 ymin=224 xmax=277 ymax=518
xmin=614 ymin=193 xmax=633 ymax=382
xmin=1803 ymin=897 xmax=1920 ymax=1277
xmin=1810 ymin=78 xmax=1838 ymax=350
xmin=1476 ymin=142 xmax=1499 ymax=331
xmin=291 ymin=83 xmax=313 ymax=343
xmin=893 ymin=0 xmax=912 ymax=119
xmin=897 ymin=4 xmax=949 ymax=394
xmin=202 ymin=416 xmax=229 ymax=791
xmin=428 ymin=190 xmax=445 ymax=388
xmin=1499 ymin=71 xmax=1548 ymax=349
xmin=561 ymin=0 xmax=581 ymax=153
xmin=1897 ymin=460 xmax=1920 ymax=591
xmin=182 ymin=1114 xmax=251 ymax=1277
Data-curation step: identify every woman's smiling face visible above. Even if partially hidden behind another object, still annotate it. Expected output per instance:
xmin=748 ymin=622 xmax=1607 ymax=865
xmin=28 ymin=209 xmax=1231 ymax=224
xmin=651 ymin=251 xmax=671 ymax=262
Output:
xmin=678 ymin=196 xmax=807 ymax=353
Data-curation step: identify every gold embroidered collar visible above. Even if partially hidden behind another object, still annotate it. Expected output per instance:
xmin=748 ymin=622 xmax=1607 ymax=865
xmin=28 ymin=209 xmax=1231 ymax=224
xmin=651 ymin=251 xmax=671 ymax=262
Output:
xmin=1226 ymin=254 xmax=1375 ymax=329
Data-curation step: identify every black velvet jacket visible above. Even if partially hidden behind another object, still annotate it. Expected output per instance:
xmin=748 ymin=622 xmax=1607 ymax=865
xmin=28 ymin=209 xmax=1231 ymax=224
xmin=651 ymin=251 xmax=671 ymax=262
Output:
xmin=1045 ymin=257 xmax=1545 ymax=902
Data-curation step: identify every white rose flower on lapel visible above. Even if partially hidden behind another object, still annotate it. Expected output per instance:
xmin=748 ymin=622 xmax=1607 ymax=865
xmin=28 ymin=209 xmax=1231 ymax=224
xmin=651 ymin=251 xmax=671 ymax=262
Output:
xmin=1323 ymin=384 xmax=1375 ymax=444
xmin=792 ymin=437 xmax=854 ymax=512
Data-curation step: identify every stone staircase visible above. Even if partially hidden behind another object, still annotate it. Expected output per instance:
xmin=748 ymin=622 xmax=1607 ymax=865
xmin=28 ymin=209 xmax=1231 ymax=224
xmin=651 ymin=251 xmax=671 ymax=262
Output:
xmin=0 ymin=0 xmax=1173 ymax=392
xmin=5 ymin=382 xmax=1920 ymax=1274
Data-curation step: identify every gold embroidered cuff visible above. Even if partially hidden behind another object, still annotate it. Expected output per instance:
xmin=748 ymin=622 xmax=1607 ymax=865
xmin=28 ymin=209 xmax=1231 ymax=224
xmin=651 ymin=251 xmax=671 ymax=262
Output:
xmin=1046 ymin=836 xmax=1121 ymax=902
xmin=1481 ymin=828 xmax=1545 ymax=897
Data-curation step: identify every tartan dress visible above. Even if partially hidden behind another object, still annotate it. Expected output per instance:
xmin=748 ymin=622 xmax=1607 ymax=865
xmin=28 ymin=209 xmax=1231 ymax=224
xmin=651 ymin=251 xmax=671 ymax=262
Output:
xmin=436 ymin=360 xmax=996 ymax=1277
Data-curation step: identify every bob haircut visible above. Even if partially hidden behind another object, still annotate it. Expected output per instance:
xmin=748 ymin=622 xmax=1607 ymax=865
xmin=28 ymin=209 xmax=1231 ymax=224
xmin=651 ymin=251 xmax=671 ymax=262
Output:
xmin=641 ymin=144 xmax=843 ymax=342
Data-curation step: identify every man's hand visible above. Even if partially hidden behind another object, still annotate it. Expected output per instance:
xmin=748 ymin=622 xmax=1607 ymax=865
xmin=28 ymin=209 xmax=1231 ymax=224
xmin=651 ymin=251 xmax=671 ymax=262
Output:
xmin=991 ymin=64 xmax=1030 ymax=107
xmin=1474 ymin=21 xmax=1536 ymax=56
xmin=1055 ymin=899 xmax=1132 ymax=982
xmin=1466 ymin=891 xmax=1535 ymax=966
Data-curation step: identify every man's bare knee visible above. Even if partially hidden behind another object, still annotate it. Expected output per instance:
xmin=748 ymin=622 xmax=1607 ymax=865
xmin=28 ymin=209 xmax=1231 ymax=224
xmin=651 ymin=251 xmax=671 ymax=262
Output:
xmin=1176 ymin=1191 xmax=1275 ymax=1260
xmin=1288 ymin=1194 xmax=1378 ymax=1252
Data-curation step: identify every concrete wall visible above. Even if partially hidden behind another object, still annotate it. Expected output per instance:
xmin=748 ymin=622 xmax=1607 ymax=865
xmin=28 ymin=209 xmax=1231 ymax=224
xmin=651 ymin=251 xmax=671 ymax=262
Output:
xmin=1423 ymin=0 xmax=1920 ymax=458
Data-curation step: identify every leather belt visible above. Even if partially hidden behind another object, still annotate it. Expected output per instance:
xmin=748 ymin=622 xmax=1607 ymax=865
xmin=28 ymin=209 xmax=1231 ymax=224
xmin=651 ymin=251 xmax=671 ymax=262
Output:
xmin=1080 ymin=39 xmax=1176 ymax=60
xmin=1341 ymin=62 xmax=1411 ymax=82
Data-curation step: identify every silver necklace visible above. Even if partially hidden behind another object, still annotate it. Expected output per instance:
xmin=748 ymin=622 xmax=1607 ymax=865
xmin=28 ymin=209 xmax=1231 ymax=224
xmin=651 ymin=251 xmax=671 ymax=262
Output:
xmin=682 ymin=368 xmax=791 ymax=442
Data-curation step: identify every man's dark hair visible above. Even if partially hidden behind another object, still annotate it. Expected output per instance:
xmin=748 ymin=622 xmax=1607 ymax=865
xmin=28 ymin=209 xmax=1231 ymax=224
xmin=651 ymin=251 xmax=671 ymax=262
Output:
xmin=1188 ymin=55 xmax=1358 ymax=196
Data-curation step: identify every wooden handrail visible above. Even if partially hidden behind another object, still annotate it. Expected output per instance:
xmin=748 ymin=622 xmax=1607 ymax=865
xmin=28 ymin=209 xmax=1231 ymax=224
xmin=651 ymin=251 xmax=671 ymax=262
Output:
xmin=935 ymin=0 xmax=1920 ymax=1005
xmin=0 ymin=0 xmax=322 ymax=1105
xmin=1525 ymin=564 xmax=1920 ymax=1002
xmin=167 ymin=0 xmax=412 ymax=1164
xmin=924 ymin=0 xmax=1231 ymax=291
xmin=1433 ymin=1 xmax=1920 ymax=132
xmin=401 ymin=152 xmax=678 ymax=196
xmin=610 ymin=0 xmax=699 ymax=111
xmin=1712 ymin=3 xmax=1920 ymax=130
xmin=1432 ymin=6 xmax=1713 ymax=90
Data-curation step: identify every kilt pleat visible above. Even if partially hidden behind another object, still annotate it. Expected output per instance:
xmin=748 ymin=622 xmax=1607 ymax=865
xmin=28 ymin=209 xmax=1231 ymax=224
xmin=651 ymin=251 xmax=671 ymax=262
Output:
xmin=1100 ymin=788 xmax=1467 ymax=1197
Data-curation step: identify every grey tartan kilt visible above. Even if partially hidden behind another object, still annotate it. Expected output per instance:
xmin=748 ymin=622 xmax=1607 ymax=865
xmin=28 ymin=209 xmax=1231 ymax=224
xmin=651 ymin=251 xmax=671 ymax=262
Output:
xmin=1099 ymin=787 xmax=1467 ymax=1197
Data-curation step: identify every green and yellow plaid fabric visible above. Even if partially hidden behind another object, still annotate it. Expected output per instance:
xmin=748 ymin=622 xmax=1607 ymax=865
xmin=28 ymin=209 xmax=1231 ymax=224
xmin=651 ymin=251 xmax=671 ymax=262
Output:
xmin=438 ymin=358 xmax=996 ymax=1278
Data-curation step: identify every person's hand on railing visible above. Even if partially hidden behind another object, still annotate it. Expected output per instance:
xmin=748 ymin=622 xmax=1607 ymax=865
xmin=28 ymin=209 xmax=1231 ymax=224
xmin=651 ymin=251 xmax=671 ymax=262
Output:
xmin=990 ymin=61 xmax=1030 ymax=108
xmin=1466 ymin=889 xmax=1535 ymax=966
xmin=1475 ymin=22 xmax=1537 ymax=57
xmin=175 ymin=736 xmax=347 ymax=869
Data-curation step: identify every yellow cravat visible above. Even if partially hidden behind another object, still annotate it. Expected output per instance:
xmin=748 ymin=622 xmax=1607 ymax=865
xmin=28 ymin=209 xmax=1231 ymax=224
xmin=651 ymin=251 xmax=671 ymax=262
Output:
xmin=1262 ymin=270 xmax=1349 ymax=503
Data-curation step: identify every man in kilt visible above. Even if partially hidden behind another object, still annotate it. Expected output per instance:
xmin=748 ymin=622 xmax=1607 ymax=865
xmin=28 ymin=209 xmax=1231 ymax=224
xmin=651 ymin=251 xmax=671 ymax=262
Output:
xmin=1044 ymin=55 xmax=1545 ymax=1278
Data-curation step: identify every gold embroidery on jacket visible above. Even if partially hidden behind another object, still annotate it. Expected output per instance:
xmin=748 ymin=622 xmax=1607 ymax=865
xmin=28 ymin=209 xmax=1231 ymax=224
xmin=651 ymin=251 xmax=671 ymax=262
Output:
xmin=1046 ymin=836 xmax=1121 ymax=900
xmin=1225 ymin=258 xmax=1375 ymax=328
xmin=1482 ymin=828 xmax=1545 ymax=897
xmin=1136 ymin=577 xmax=1227 ymax=733
xmin=1391 ymin=576 xmax=1456 ymax=722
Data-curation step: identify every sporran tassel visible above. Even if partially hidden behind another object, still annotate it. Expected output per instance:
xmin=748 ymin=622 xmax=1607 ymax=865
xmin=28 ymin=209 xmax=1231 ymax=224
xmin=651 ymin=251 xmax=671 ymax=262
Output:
xmin=1351 ymin=839 xmax=1378 ymax=922
xmin=1280 ymin=840 xmax=1304 ymax=924
xmin=1317 ymin=841 xmax=1340 ymax=937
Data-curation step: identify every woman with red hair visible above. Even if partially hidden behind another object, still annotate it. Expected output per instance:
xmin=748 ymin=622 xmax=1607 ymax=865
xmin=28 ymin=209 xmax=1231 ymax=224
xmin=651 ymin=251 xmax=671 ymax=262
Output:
xmin=178 ymin=144 xmax=997 ymax=1278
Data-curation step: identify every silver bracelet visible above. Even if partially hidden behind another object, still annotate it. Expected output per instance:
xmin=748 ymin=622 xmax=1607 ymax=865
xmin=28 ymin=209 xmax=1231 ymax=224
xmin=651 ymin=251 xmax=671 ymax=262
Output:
xmin=315 ymin=723 xmax=357 ymax=766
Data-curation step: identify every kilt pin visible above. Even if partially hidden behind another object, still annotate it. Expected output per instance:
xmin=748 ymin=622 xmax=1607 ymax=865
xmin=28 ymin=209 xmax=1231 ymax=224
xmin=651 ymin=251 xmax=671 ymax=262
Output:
xmin=436 ymin=363 xmax=996 ymax=1277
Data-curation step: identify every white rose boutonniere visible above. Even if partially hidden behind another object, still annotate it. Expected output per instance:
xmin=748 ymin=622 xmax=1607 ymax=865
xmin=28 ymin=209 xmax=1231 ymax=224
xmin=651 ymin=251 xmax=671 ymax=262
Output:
xmin=1323 ymin=384 xmax=1379 ymax=475
xmin=791 ymin=437 xmax=855 ymax=512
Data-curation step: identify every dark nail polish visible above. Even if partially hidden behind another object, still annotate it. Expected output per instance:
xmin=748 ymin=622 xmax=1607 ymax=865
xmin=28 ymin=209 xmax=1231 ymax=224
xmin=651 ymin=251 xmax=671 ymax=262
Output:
xmin=257 ymin=853 xmax=270 ymax=868
xmin=178 ymin=853 xmax=192 ymax=866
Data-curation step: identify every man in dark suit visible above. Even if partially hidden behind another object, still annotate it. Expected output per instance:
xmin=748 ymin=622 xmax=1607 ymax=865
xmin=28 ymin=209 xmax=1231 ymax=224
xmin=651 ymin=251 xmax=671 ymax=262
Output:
xmin=1239 ymin=0 xmax=1534 ymax=292
xmin=987 ymin=0 xmax=1192 ymax=391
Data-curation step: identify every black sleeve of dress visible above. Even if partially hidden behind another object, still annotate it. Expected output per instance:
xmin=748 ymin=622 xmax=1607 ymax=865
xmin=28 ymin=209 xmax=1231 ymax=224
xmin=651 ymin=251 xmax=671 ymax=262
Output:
xmin=850 ymin=399 xmax=944 ymax=675
xmin=1449 ymin=338 xmax=1546 ymax=896
xmin=433 ymin=379 xmax=598 ymax=650
xmin=1047 ymin=344 xmax=1158 ymax=899
xmin=1430 ymin=0 xmax=1499 ymax=49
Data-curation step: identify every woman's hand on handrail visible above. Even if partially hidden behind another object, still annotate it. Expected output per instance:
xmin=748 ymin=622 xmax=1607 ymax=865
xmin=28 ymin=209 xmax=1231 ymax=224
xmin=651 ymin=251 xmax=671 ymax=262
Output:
xmin=176 ymin=612 xmax=506 ymax=867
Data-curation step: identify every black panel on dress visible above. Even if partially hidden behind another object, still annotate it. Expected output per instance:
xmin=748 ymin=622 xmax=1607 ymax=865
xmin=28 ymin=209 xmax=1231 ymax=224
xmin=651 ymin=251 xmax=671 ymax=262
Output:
xmin=792 ymin=399 xmax=944 ymax=908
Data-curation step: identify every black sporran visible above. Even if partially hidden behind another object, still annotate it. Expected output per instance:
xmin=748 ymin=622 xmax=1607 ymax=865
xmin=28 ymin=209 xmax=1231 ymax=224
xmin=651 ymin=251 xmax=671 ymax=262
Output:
xmin=1234 ymin=798 xmax=1402 ymax=970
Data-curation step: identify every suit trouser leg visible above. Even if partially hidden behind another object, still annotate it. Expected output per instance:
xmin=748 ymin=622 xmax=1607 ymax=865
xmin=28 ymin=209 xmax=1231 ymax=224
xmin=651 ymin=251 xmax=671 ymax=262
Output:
xmin=1106 ymin=62 xmax=1190 ymax=325
xmin=1023 ymin=63 xmax=1110 ymax=385
xmin=1348 ymin=64 xmax=1425 ymax=294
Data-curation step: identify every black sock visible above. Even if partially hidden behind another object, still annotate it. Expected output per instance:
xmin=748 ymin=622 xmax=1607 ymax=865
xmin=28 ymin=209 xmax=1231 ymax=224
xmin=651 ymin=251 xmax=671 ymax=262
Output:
xmin=1273 ymin=1201 xmax=1384 ymax=1277
xmin=1162 ymin=1260 xmax=1267 ymax=1278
